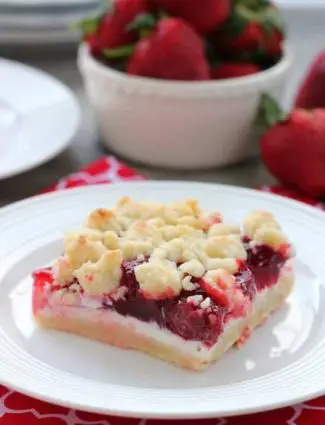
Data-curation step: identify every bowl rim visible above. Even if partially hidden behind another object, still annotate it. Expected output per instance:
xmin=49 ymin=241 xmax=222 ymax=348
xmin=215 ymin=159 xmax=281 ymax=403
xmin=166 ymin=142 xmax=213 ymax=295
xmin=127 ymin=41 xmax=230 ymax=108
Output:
xmin=78 ymin=42 xmax=293 ymax=95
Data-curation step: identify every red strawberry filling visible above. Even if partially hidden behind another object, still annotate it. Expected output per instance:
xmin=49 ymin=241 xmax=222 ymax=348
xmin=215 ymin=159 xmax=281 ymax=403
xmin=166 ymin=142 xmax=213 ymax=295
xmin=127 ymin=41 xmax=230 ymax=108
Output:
xmin=33 ymin=243 xmax=288 ymax=346
xmin=166 ymin=301 xmax=225 ymax=345
xmin=243 ymin=239 xmax=287 ymax=291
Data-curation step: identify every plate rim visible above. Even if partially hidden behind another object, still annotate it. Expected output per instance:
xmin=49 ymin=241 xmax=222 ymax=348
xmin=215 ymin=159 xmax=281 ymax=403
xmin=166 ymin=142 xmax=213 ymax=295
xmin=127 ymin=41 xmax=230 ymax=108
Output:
xmin=1 ymin=180 xmax=325 ymax=219
xmin=0 ymin=181 xmax=324 ymax=419
xmin=0 ymin=57 xmax=81 ymax=179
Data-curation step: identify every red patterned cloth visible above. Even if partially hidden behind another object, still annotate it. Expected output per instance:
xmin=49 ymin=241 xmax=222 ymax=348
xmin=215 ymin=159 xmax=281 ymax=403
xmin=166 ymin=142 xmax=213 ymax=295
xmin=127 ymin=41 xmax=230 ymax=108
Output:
xmin=259 ymin=185 xmax=325 ymax=211
xmin=1 ymin=156 xmax=324 ymax=425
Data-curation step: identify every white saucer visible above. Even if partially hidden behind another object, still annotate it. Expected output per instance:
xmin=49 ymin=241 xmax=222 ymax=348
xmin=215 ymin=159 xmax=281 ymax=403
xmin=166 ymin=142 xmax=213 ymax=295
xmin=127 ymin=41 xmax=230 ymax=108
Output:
xmin=0 ymin=58 xmax=80 ymax=179
xmin=0 ymin=182 xmax=324 ymax=419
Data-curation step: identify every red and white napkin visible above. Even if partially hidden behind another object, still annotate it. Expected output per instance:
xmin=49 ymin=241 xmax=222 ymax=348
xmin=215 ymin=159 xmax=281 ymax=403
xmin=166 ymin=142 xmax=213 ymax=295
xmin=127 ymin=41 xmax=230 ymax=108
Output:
xmin=1 ymin=156 xmax=324 ymax=425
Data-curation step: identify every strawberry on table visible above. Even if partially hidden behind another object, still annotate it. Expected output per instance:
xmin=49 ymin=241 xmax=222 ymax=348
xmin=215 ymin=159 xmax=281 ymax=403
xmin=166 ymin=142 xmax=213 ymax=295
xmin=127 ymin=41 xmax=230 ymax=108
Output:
xmin=152 ymin=0 xmax=231 ymax=33
xmin=127 ymin=17 xmax=210 ymax=80
xmin=295 ymin=50 xmax=325 ymax=109
xmin=80 ymin=0 xmax=148 ymax=54
xmin=211 ymin=62 xmax=260 ymax=79
xmin=258 ymin=94 xmax=325 ymax=198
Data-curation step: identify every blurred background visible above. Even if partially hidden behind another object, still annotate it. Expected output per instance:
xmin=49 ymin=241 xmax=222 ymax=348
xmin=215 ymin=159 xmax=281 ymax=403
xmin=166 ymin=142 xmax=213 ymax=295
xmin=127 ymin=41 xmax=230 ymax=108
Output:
xmin=1 ymin=0 xmax=325 ymax=107
xmin=0 ymin=0 xmax=325 ymax=202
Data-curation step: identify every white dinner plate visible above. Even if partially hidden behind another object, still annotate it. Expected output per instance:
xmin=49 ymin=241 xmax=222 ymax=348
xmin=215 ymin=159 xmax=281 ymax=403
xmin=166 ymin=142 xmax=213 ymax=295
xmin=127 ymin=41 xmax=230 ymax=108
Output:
xmin=0 ymin=182 xmax=324 ymax=419
xmin=0 ymin=58 xmax=80 ymax=179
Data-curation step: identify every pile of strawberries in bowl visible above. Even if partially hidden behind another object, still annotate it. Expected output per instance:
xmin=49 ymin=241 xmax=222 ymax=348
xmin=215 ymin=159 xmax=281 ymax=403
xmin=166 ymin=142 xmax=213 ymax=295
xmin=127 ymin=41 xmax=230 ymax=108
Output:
xmin=80 ymin=0 xmax=285 ymax=81
xmin=78 ymin=0 xmax=292 ymax=170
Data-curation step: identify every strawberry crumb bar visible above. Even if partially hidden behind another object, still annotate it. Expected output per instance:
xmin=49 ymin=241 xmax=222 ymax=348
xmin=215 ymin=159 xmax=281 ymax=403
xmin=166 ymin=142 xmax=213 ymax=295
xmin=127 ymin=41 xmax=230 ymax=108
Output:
xmin=32 ymin=197 xmax=294 ymax=371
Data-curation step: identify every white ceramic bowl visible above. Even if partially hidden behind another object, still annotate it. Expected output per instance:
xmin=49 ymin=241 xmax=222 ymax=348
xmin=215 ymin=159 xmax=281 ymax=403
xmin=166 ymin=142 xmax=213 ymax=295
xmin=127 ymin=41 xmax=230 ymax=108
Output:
xmin=78 ymin=43 xmax=293 ymax=169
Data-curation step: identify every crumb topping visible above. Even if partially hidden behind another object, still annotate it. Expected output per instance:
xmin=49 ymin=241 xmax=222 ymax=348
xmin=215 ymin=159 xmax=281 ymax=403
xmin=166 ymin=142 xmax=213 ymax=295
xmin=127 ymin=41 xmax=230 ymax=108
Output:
xmin=181 ymin=275 xmax=198 ymax=291
xmin=52 ymin=257 xmax=74 ymax=286
xmin=179 ymin=259 xmax=205 ymax=278
xmin=55 ymin=198 xmax=292 ymax=298
xmin=86 ymin=208 xmax=122 ymax=233
xmin=205 ymin=235 xmax=247 ymax=260
xmin=208 ymin=223 xmax=240 ymax=237
xmin=243 ymin=211 xmax=280 ymax=239
xmin=134 ymin=259 xmax=182 ymax=299
xmin=64 ymin=235 xmax=107 ymax=269
xmin=73 ymin=250 xmax=122 ymax=295
xmin=201 ymin=269 xmax=247 ymax=315
xmin=254 ymin=226 xmax=288 ymax=250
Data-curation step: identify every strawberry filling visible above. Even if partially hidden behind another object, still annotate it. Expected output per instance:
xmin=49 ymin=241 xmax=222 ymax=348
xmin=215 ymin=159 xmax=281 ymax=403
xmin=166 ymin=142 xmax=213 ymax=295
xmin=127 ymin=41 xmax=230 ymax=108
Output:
xmin=243 ymin=239 xmax=287 ymax=291
xmin=33 ymin=243 xmax=288 ymax=346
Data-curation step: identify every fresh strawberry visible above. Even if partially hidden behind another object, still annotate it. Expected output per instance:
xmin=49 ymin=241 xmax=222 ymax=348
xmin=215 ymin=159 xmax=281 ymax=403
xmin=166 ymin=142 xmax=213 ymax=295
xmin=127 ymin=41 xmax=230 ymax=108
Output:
xmin=81 ymin=0 xmax=148 ymax=53
xmin=295 ymin=50 xmax=325 ymax=109
xmin=212 ymin=1 xmax=285 ymax=58
xmin=218 ymin=21 xmax=262 ymax=52
xmin=152 ymin=0 xmax=231 ymax=33
xmin=127 ymin=17 xmax=210 ymax=80
xmin=261 ymin=27 xmax=283 ymax=57
xmin=259 ymin=94 xmax=325 ymax=198
xmin=211 ymin=62 xmax=260 ymax=79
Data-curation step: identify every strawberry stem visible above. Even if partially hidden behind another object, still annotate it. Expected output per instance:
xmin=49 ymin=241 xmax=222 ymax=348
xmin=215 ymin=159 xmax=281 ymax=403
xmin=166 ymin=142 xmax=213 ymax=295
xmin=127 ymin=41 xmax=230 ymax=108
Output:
xmin=236 ymin=2 xmax=285 ymax=34
xmin=158 ymin=10 xmax=169 ymax=19
xmin=102 ymin=44 xmax=136 ymax=59
xmin=74 ymin=0 xmax=114 ymax=36
xmin=258 ymin=93 xmax=288 ymax=129
xmin=74 ymin=16 xmax=101 ymax=35
xmin=127 ymin=13 xmax=157 ymax=32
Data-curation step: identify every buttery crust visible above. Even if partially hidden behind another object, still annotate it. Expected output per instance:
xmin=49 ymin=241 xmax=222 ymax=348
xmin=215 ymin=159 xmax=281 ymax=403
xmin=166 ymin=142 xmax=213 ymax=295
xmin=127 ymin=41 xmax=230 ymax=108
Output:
xmin=34 ymin=272 xmax=294 ymax=371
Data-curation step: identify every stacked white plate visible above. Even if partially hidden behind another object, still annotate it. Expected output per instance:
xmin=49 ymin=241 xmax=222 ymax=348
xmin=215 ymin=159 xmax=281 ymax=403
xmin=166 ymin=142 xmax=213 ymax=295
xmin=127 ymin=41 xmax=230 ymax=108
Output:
xmin=0 ymin=0 xmax=100 ymax=45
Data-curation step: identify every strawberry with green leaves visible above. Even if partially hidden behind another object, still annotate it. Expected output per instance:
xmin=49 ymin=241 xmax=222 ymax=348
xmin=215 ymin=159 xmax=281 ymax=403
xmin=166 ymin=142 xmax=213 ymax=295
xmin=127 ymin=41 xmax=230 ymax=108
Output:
xmin=152 ymin=0 xmax=231 ymax=33
xmin=80 ymin=0 xmax=148 ymax=54
xmin=259 ymin=94 xmax=325 ymax=198
xmin=127 ymin=16 xmax=210 ymax=80
xmin=212 ymin=0 xmax=285 ymax=59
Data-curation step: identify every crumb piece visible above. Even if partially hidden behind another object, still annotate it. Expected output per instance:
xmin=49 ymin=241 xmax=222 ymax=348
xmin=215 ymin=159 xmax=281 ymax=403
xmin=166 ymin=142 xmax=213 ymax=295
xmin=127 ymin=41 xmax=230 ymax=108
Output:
xmin=187 ymin=295 xmax=203 ymax=306
xmin=179 ymin=259 xmax=205 ymax=278
xmin=243 ymin=211 xmax=280 ymax=239
xmin=73 ymin=250 xmax=122 ymax=295
xmin=204 ymin=257 xmax=238 ymax=273
xmin=181 ymin=275 xmax=198 ymax=291
xmin=86 ymin=208 xmax=122 ymax=232
xmin=120 ymin=239 xmax=153 ymax=260
xmin=205 ymin=235 xmax=247 ymax=260
xmin=52 ymin=256 xmax=74 ymax=286
xmin=208 ymin=223 xmax=240 ymax=237
xmin=103 ymin=231 xmax=119 ymax=250
xmin=254 ymin=226 xmax=288 ymax=250
xmin=200 ymin=297 xmax=212 ymax=310
xmin=135 ymin=259 xmax=182 ymax=299
xmin=65 ymin=235 xmax=107 ymax=269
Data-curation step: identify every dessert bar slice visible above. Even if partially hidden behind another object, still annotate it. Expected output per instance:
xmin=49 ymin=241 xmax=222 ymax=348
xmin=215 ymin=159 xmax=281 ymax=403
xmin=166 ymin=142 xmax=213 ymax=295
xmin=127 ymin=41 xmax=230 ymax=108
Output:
xmin=32 ymin=197 xmax=294 ymax=371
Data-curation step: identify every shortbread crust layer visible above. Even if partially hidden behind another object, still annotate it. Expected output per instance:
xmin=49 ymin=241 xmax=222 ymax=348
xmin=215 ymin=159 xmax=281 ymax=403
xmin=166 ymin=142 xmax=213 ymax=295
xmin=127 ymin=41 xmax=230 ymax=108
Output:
xmin=34 ymin=270 xmax=293 ymax=371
